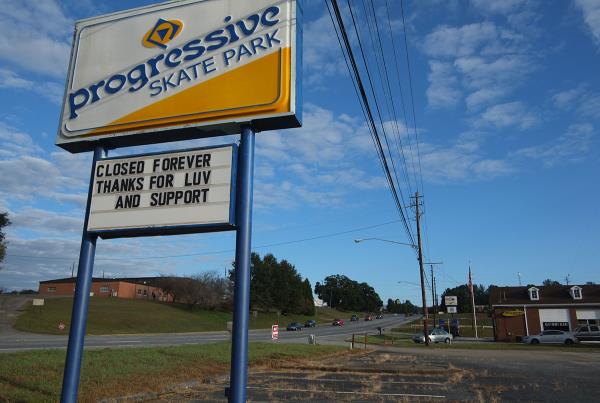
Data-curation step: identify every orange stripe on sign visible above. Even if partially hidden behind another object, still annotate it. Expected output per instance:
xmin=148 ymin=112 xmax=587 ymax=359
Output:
xmin=87 ymin=47 xmax=291 ymax=136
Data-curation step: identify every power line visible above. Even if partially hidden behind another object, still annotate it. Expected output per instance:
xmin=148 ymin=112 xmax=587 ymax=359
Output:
xmin=364 ymin=0 xmax=415 ymax=196
xmin=5 ymin=219 xmax=402 ymax=262
xmin=329 ymin=0 xmax=416 ymax=248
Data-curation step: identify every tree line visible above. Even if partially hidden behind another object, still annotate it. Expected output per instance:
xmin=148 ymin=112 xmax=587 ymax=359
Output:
xmin=314 ymin=274 xmax=383 ymax=312
xmin=229 ymin=253 xmax=315 ymax=316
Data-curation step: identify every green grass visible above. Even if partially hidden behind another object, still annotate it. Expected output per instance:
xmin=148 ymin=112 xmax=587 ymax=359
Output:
xmin=14 ymin=297 xmax=365 ymax=335
xmin=0 ymin=342 xmax=345 ymax=402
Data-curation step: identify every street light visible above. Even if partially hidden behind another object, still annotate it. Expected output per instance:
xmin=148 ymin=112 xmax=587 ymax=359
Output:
xmin=354 ymin=236 xmax=430 ymax=345
xmin=354 ymin=238 xmax=417 ymax=249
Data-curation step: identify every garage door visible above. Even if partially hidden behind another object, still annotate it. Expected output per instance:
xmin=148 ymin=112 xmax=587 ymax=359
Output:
xmin=576 ymin=310 xmax=600 ymax=325
xmin=576 ymin=310 xmax=600 ymax=320
xmin=538 ymin=309 xmax=571 ymax=331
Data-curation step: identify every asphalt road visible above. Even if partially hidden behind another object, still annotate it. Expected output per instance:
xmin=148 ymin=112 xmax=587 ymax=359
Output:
xmin=0 ymin=314 xmax=415 ymax=352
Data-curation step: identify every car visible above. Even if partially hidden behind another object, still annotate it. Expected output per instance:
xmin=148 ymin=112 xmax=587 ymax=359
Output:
xmin=350 ymin=315 xmax=359 ymax=322
xmin=286 ymin=322 xmax=303 ymax=331
xmin=412 ymin=328 xmax=453 ymax=344
xmin=304 ymin=319 xmax=316 ymax=328
xmin=332 ymin=318 xmax=345 ymax=326
xmin=365 ymin=315 xmax=373 ymax=321
xmin=574 ymin=325 xmax=600 ymax=342
xmin=522 ymin=330 xmax=579 ymax=345
xmin=376 ymin=314 xmax=384 ymax=319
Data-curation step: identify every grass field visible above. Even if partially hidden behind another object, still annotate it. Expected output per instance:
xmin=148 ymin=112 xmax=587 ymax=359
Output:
xmin=0 ymin=342 xmax=345 ymax=402
xmin=14 ymin=297 xmax=366 ymax=335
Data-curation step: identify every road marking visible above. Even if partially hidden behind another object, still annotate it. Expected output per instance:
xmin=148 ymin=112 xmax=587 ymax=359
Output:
xmin=245 ymin=386 xmax=446 ymax=398
xmin=247 ymin=375 xmax=445 ymax=386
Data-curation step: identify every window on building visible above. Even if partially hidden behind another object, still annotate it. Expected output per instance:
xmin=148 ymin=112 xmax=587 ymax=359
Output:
xmin=100 ymin=286 xmax=109 ymax=293
xmin=48 ymin=286 xmax=56 ymax=292
xmin=570 ymin=286 xmax=582 ymax=300
xmin=143 ymin=289 xmax=147 ymax=296
xmin=137 ymin=289 xmax=142 ymax=296
xmin=528 ymin=287 xmax=539 ymax=301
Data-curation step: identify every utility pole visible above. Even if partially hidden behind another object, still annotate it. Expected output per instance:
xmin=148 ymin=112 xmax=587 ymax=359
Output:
xmin=414 ymin=192 xmax=429 ymax=346
xmin=425 ymin=262 xmax=443 ymax=328
xmin=431 ymin=266 xmax=436 ymax=326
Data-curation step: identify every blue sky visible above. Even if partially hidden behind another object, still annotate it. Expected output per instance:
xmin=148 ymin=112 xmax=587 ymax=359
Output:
xmin=1 ymin=0 xmax=599 ymax=305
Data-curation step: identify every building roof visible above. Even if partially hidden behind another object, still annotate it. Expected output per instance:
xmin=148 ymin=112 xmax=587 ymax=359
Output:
xmin=490 ymin=285 xmax=600 ymax=305
xmin=39 ymin=276 xmax=170 ymax=286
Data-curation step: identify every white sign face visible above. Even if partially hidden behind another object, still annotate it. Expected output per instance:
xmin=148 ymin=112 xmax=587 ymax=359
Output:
xmin=447 ymin=306 xmax=457 ymax=314
xmin=88 ymin=145 xmax=235 ymax=237
xmin=33 ymin=299 xmax=45 ymax=306
xmin=57 ymin=0 xmax=301 ymax=153
xmin=444 ymin=296 xmax=458 ymax=306
xmin=272 ymin=324 xmax=279 ymax=340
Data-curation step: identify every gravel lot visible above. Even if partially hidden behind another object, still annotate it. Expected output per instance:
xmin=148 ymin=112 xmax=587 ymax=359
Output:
xmin=142 ymin=345 xmax=600 ymax=402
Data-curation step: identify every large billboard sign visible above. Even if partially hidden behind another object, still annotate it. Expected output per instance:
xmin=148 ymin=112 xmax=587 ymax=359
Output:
xmin=56 ymin=0 xmax=302 ymax=152
xmin=88 ymin=144 xmax=236 ymax=238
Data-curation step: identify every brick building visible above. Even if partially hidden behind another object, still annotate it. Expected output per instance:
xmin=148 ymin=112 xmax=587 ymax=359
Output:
xmin=38 ymin=277 xmax=172 ymax=301
xmin=490 ymin=284 xmax=600 ymax=342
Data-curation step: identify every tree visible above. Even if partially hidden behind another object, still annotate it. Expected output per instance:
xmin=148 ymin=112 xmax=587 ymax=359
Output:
xmin=157 ymin=272 xmax=232 ymax=310
xmin=229 ymin=253 xmax=313 ymax=315
xmin=387 ymin=298 xmax=417 ymax=314
xmin=0 ymin=212 xmax=10 ymax=268
xmin=542 ymin=279 xmax=561 ymax=286
xmin=314 ymin=275 xmax=383 ymax=312
xmin=440 ymin=284 xmax=492 ymax=313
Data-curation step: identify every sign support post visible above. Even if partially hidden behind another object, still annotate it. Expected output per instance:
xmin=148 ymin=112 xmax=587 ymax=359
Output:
xmin=228 ymin=126 xmax=255 ymax=403
xmin=61 ymin=145 xmax=106 ymax=403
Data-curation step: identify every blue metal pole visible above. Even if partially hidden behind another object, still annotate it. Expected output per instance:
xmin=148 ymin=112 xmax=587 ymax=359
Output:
xmin=60 ymin=145 xmax=106 ymax=403
xmin=229 ymin=126 xmax=255 ymax=403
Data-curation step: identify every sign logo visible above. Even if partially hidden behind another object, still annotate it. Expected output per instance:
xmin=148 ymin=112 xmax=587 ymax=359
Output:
xmin=143 ymin=18 xmax=183 ymax=49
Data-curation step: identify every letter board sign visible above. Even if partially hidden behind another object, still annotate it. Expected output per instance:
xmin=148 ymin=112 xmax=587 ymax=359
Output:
xmin=444 ymin=296 xmax=458 ymax=306
xmin=56 ymin=0 xmax=302 ymax=153
xmin=88 ymin=144 xmax=236 ymax=238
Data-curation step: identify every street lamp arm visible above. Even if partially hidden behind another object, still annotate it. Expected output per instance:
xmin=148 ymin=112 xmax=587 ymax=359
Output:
xmin=354 ymin=237 xmax=416 ymax=249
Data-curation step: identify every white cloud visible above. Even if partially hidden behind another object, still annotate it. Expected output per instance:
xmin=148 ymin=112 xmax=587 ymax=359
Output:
xmin=426 ymin=61 xmax=461 ymax=108
xmin=476 ymin=101 xmax=538 ymax=129
xmin=0 ymin=0 xmax=71 ymax=77
xmin=423 ymin=22 xmax=498 ymax=58
xmin=418 ymin=141 xmax=513 ymax=183
xmin=10 ymin=208 xmax=82 ymax=234
xmin=515 ymin=123 xmax=595 ymax=166
xmin=574 ymin=0 xmax=600 ymax=49
xmin=422 ymin=16 xmax=536 ymax=111
xmin=0 ymin=68 xmax=64 ymax=104
xmin=303 ymin=9 xmax=347 ymax=88
xmin=470 ymin=0 xmax=527 ymax=15
xmin=553 ymin=85 xmax=600 ymax=119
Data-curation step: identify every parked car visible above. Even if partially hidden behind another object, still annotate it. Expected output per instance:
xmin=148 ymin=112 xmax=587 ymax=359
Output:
xmin=413 ymin=328 xmax=453 ymax=344
xmin=376 ymin=314 xmax=384 ymax=319
xmin=350 ymin=314 xmax=359 ymax=322
xmin=286 ymin=322 xmax=303 ymax=331
xmin=365 ymin=315 xmax=373 ymax=321
xmin=304 ymin=319 xmax=316 ymax=328
xmin=332 ymin=318 xmax=345 ymax=326
xmin=522 ymin=330 xmax=579 ymax=345
xmin=574 ymin=325 xmax=600 ymax=342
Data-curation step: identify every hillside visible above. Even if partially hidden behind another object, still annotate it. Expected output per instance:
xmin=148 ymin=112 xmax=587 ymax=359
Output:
xmin=14 ymin=297 xmax=365 ymax=335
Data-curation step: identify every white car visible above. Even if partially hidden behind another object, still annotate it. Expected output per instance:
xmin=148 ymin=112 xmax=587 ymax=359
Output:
xmin=522 ymin=330 xmax=579 ymax=345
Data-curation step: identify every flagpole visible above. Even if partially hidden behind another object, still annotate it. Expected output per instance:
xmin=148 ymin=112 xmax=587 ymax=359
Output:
xmin=469 ymin=264 xmax=478 ymax=339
